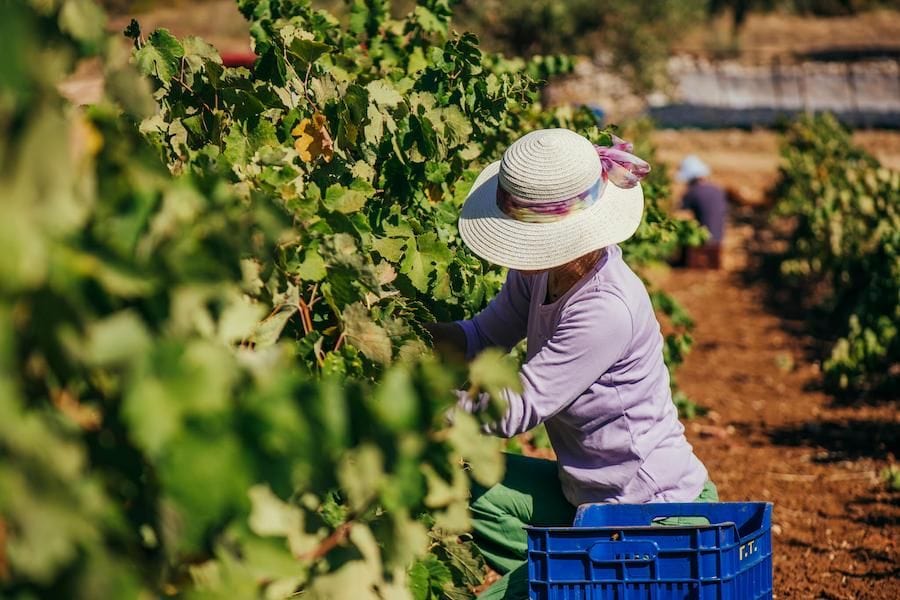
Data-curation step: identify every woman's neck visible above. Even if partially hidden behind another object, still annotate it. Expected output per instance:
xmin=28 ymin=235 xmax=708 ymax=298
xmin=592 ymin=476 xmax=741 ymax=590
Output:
xmin=546 ymin=248 xmax=605 ymax=302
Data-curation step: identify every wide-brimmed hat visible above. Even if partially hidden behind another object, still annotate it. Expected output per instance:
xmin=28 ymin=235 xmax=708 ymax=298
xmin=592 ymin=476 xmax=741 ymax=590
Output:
xmin=458 ymin=128 xmax=649 ymax=271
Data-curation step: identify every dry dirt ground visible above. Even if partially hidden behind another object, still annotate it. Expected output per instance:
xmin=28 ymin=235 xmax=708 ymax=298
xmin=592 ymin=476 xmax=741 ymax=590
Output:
xmin=652 ymin=216 xmax=899 ymax=599
xmin=647 ymin=129 xmax=900 ymax=599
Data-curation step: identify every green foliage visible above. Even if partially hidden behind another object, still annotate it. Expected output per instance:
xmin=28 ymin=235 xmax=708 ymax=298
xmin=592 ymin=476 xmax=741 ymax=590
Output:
xmin=774 ymin=114 xmax=899 ymax=396
xmin=672 ymin=390 xmax=708 ymax=420
xmin=881 ymin=465 xmax=900 ymax=492
xmin=2 ymin=0 xmax=703 ymax=597
xmin=456 ymin=0 xmax=706 ymax=93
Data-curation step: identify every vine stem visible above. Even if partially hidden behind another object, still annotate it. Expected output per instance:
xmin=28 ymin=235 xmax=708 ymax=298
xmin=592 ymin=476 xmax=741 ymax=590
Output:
xmin=281 ymin=44 xmax=317 ymax=110
xmin=296 ymin=301 xmax=312 ymax=335
xmin=296 ymin=282 xmax=321 ymax=335
xmin=302 ymin=62 xmax=315 ymax=107
xmin=176 ymin=57 xmax=214 ymax=114
xmin=298 ymin=520 xmax=354 ymax=562
xmin=307 ymin=283 xmax=320 ymax=310
xmin=333 ymin=332 xmax=346 ymax=352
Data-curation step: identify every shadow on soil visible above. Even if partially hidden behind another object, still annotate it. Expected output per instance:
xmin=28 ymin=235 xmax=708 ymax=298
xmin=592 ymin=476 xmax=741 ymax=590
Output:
xmin=846 ymin=494 xmax=900 ymax=528
xmin=835 ymin=567 xmax=900 ymax=581
xmin=768 ymin=419 xmax=900 ymax=460
xmin=849 ymin=547 xmax=898 ymax=565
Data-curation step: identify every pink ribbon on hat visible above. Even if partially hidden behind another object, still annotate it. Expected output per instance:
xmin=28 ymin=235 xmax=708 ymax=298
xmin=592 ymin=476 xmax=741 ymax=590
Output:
xmin=497 ymin=135 xmax=650 ymax=223
xmin=597 ymin=135 xmax=652 ymax=189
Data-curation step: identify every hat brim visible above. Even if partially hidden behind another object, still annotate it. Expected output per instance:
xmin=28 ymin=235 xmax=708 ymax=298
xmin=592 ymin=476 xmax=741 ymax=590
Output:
xmin=458 ymin=161 xmax=644 ymax=271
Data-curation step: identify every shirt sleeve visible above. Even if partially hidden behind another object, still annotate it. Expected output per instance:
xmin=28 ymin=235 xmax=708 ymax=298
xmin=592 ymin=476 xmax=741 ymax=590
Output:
xmin=455 ymin=270 xmax=532 ymax=360
xmin=460 ymin=290 xmax=634 ymax=438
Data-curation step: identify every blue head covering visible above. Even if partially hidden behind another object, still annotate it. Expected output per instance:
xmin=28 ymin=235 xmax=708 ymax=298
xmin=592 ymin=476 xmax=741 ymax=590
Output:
xmin=676 ymin=155 xmax=711 ymax=182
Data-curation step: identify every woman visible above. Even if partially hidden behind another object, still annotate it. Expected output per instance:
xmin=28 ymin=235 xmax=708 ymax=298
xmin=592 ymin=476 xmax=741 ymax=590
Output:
xmin=427 ymin=129 xmax=717 ymax=599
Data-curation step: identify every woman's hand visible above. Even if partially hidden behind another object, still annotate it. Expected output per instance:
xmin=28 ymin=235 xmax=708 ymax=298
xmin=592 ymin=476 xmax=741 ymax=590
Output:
xmin=423 ymin=322 xmax=467 ymax=361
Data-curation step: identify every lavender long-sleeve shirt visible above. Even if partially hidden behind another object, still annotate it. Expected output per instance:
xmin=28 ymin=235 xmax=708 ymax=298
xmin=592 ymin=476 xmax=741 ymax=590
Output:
xmin=457 ymin=245 xmax=708 ymax=506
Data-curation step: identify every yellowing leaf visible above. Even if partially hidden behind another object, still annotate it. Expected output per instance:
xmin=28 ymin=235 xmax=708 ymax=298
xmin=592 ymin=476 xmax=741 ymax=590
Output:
xmin=433 ymin=270 xmax=452 ymax=300
xmin=52 ymin=389 xmax=102 ymax=431
xmin=306 ymin=556 xmax=380 ymax=600
xmin=342 ymin=303 xmax=392 ymax=365
xmin=372 ymin=237 xmax=406 ymax=262
xmin=292 ymin=113 xmax=334 ymax=163
xmin=374 ymin=261 xmax=397 ymax=286
xmin=351 ymin=160 xmax=376 ymax=182
xmin=433 ymin=501 xmax=470 ymax=534
xmin=406 ymin=46 xmax=428 ymax=75
xmin=323 ymin=180 xmax=373 ymax=214
xmin=366 ymin=79 xmax=403 ymax=107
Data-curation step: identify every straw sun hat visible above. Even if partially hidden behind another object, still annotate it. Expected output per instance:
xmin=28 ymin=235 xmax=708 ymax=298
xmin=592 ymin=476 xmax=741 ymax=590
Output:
xmin=458 ymin=128 xmax=650 ymax=271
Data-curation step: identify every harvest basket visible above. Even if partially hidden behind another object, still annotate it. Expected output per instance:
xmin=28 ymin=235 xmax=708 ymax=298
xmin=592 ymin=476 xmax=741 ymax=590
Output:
xmin=526 ymin=502 xmax=773 ymax=599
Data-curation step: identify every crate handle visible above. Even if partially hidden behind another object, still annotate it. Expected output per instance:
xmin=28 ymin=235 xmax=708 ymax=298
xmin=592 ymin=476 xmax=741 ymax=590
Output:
xmin=574 ymin=502 xmax=772 ymax=538
xmin=588 ymin=540 xmax=658 ymax=564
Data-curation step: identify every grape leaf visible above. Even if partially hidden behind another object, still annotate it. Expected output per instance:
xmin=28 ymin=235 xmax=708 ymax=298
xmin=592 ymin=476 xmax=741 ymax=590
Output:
xmin=448 ymin=412 xmax=504 ymax=487
xmin=410 ymin=554 xmax=454 ymax=600
xmin=372 ymin=237 xmax=406 ymax=262
xmin=252 ymin=305 xmax=299 ymax=348
xmin=324 ymin=180 xmax=373 ymax=214
xmin=83 ymin=310 xmax=151 ymax=367
xmin=219 ymin=296 xmax=266 ymax=344
xmin=366 ymin=79 xmax=403 ymax=107
xmin=342 ymin=302 xmax=392 ymax=364
xmin=288 ymin=38 xmax=331 ymax=69
xmin=248 ymin=484 xmax=318 ymax=557
xmin=134 ymin=29 xmax=184 ymax=82
xmin=336 ymin=445 xmax=384 ymax=512
xmin=123 ymin=377 xmax=182 ymax=457
xmin=59 ymin=0 xmax=107 ymax=48
xmin=371 ymin=367 xmax=419 ymax=432
xmin=292 ymin=113 xmax=334 ymax=163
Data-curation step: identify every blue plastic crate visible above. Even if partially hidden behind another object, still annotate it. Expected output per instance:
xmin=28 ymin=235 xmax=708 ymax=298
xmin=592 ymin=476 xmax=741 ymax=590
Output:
xmin=526 ymin=502 xmax=773 ymax=600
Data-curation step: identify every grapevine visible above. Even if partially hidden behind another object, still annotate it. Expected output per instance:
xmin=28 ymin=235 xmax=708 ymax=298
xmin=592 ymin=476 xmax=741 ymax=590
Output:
xmin=0 ymin=1 xmax=704 ymax=598
xmin=774 ymin=114 xmax=899 ymax=396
